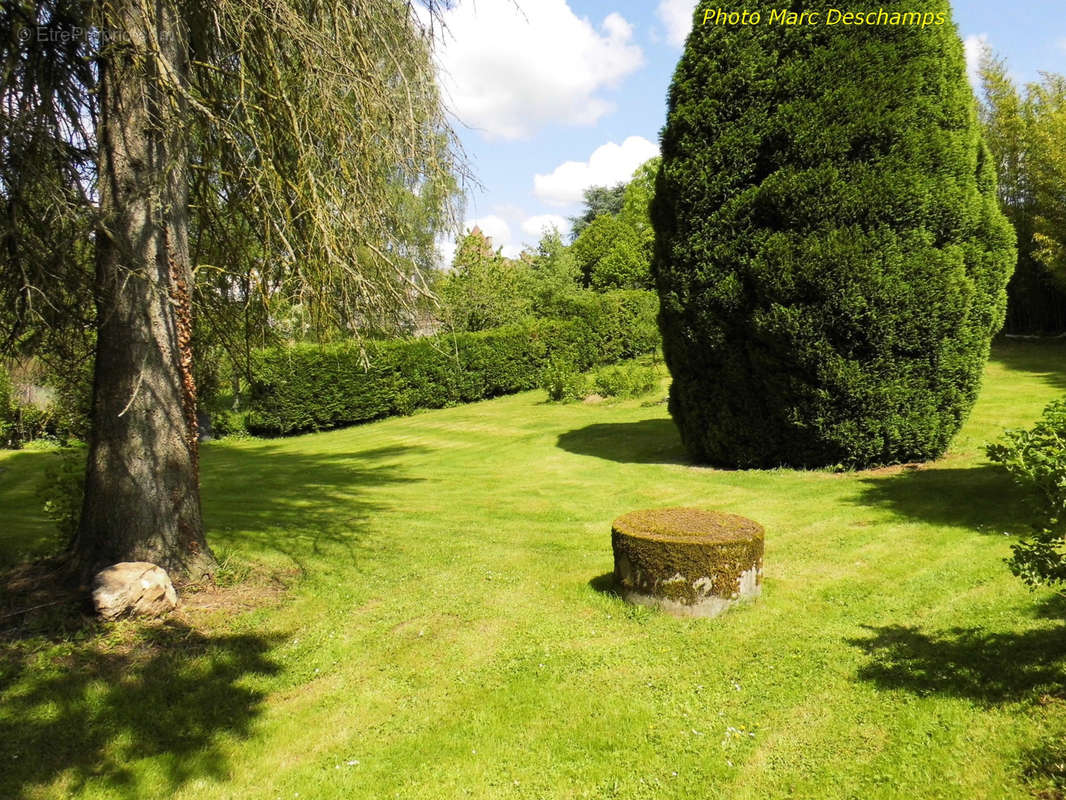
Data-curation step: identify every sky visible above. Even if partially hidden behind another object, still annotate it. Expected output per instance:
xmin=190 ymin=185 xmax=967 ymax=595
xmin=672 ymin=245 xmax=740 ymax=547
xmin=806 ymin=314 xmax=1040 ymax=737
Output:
xmin=428 ymin=0 xmax=1066 ymax=262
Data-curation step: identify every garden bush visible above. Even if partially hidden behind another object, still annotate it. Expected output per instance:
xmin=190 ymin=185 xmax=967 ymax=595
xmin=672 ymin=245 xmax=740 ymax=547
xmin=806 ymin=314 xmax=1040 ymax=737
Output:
xmin=652 ymin=0 xmax=1015 ymax=468
xmin=987 ymin=399 xmax=1066 ymax=586
xmin=540 ymin=360 xmax=589 ymax=403
xmin=594 ymin=362 xmax=659 ymax=399
xmin=542 ymin=359 xmax=661 ymax=404
xmin=247 ymin=290 xmax=658 ymax=434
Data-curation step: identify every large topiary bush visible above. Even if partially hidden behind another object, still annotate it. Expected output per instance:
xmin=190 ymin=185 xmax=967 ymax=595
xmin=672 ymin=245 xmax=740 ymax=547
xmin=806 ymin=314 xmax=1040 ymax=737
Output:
xmin=652 ymin=0 xmax=1016 ymax=468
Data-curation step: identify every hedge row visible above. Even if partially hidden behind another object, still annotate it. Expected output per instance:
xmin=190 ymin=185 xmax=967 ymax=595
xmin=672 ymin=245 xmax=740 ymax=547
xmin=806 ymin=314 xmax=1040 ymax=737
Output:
xmin=246 ymin=290 xmax=659 ymax=435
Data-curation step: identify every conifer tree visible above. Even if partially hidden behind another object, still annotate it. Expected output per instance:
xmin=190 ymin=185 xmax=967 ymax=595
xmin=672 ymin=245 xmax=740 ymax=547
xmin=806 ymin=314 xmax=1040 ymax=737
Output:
xmin=652 ymin=0 xmax=1015 ymax=468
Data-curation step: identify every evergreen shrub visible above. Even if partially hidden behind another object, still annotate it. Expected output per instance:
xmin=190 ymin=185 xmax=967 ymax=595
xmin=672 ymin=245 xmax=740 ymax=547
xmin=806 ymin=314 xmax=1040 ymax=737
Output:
xmin=652 ymin=0 xmax=1016 ymax=467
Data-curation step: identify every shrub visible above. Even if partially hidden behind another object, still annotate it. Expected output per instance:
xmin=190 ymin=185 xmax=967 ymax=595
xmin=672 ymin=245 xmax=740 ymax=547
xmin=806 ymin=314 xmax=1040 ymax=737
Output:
xmin=209 ymin=408 xmax=253 ymax=439
xmin=247 ymin=291 xmax=659 ymax=434
xmin=987 ymin=399 xmax=1066 ymax=586
xmin=594 ymin=363 xmax=660 ymax=399
xmin=652 ymin=0 xmax=1015 ymax=468
xmin=541 ymin=360 xmax=588 ymax=403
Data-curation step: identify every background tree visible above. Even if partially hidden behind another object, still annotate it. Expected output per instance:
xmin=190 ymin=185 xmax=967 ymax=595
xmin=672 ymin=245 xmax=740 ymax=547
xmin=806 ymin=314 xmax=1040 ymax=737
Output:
xmin=436 ymin=227 xmax=532 ymax=332
xmin=1028 ymin=75 xmax=1066 ymax=290
xmin=978 ymin=51 xmax=1066 ymax=333
xmin=2 ymin=0 xmax=463 ymax=579
xmin=570 ymin=157 xmax=658 ymax=290
xmin=571 ymin=214 xmax=637 ymax=289
xmin=652 ymin=0 xmax=1015 ymax=469
xmin=526 ymin=227 xmax=582 ymax=315
xmin=568 ymin=183 xmax=626 ymax=240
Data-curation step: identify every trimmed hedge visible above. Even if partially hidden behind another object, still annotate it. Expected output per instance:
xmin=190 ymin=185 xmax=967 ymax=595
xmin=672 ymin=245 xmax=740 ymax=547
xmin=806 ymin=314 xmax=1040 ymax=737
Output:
xmin=651 ymin=0 xmax=1015 ymax=468
xmin=246 ymin=290 xmax=659 ymax=435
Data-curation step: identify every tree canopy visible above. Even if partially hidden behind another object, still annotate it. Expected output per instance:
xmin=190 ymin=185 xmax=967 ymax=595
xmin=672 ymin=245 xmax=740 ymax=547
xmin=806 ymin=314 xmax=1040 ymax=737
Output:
xmin=978 ymin=50 xmax=1066 ymax=333
xmin=571 ymin=157 xmax=658 ymax=291
xmin=569 ymin=183 xmax=626 ymax=241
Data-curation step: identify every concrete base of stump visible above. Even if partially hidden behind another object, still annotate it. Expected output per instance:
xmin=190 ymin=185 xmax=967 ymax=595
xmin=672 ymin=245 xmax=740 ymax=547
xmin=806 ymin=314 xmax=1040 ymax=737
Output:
xmin=611 ymin=507 xmax=764 ymax=618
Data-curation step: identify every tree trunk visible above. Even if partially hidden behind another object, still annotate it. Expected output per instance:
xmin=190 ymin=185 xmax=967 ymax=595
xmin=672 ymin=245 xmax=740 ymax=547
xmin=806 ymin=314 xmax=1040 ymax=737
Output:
xmin=72 ymin=0 xmax=216 ymax=582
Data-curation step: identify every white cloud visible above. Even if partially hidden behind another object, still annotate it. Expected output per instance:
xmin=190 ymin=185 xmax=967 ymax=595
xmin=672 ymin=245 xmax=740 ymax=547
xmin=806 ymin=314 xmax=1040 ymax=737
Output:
xmin=657 ymin=0 xmax=698 ymax=48
xmin=964 ymin=33 xmax=989 ymax=88
xmin=521 ymin=214 xmax=570 ymax=238
xmin=431 ymin=0 xmax=644 ymax=140
xmin=533 ymin=136 xmax=660 ymax=207
xmin=1058 ymin=37 xmax=1066 ymax=53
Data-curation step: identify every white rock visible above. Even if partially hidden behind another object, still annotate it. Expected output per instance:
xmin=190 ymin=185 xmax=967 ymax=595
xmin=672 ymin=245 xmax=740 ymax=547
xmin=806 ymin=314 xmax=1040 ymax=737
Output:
xmin=92 ymin=562 xmax=178 ymax=620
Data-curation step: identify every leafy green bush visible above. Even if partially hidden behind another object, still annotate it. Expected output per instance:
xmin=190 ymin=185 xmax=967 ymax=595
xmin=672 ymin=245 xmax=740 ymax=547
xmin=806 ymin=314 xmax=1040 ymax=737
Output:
xmin=247 ymin=291 xmax=659 ymax=434
xmin=652 ymin=0 xmax=1015 ymax=468
xmin=594 ymin=362 xmax=659 ymax=399
xmin=987 ymin=399 xmax=1066 ymax=586
xmin=209 ymin=408 xmax=253 ymax=439
xmin=541 ymin=360 xmax=589 ymax=403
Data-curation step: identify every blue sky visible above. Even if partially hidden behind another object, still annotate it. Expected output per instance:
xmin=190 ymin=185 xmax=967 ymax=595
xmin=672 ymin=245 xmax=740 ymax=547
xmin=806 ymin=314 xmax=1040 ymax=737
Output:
xmin=429 ymin=0 xmax=1066 ymax=261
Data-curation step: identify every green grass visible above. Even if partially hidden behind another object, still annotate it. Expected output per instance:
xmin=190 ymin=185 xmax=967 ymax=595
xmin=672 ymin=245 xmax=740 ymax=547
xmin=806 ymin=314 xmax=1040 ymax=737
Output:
xmin=2 ymin=341 xmax=1066 ymax=799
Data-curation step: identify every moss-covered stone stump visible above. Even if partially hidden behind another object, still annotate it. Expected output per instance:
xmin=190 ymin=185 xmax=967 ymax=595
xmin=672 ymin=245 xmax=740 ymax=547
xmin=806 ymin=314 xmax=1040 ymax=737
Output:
xmin=611 ymin=508 xmax=763 ymax=618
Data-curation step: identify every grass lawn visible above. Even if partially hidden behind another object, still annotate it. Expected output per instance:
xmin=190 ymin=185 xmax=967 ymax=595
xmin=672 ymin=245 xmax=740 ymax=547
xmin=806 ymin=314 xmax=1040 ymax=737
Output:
xmin=2 ymin=340 xmax=1066 ymax=799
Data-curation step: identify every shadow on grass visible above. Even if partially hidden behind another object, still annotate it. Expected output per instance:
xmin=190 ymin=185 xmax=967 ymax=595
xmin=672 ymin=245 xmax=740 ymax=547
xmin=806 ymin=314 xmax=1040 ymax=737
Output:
xmin=0 ymin=442 xmax=428 ymax=578
xmin=588 ymin=572 xmax=618 ymax=596
xmin=556 ymin=418 xmax=689 ymax=465
xmin=849 ymin=618 xmax=1066 ymax=790
xmin=851 ymin=464 xmax=1038 ymax=535
xmin=1020 ymin=734 xmax=1066 ymax=799
xmin=0 ymin=619 xmax=283 ymax=799
xmin=199 ymin=442 xmax=427 ymax=573
xmin=991 ymin=340 xmax=1066 ymax=393
xmin=847 ymin=622 xmax=1066 ymax=704
xmin=1035 ymin=594 xmax=1066 ymax=621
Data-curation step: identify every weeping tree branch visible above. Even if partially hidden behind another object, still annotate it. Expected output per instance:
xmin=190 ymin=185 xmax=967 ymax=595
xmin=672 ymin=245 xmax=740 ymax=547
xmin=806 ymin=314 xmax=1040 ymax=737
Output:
xmin=2 ymin=0 xmax=470 ymax=361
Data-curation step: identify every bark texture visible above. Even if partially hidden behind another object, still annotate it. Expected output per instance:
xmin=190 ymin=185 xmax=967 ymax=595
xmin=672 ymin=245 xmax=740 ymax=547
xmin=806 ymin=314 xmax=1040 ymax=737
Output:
xmin=72 ymin=0 xmax=216 ymax=581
